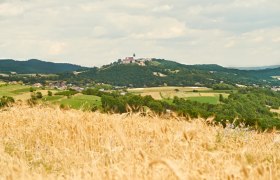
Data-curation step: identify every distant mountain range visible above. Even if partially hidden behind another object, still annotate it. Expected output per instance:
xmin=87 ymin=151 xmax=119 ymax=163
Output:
xmin=0 ymin=59 xmax=86 ymax=74
xmin=232 ymin=65 xmax=280 ymax=70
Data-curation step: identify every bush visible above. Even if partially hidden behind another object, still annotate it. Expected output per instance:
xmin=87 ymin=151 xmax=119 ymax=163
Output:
xmin=55 ymin=90 xmax=78 ymax=96
xmin=29 ymin=87 xmax=36 ymax=92
xmin=0 ymin=96 xmax=15 ymax=107
xmin=48 ymin=91 xmax=53 ymax=96
xmin=36 ymin=92 xmax=43 ymax=99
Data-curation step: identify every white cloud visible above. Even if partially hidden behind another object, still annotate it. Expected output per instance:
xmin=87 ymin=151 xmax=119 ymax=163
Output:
xmin=0 ymin=2 xmax=27 ymax=16
xmin=152 ymin=5 xmax=173 ymax=12
xmin=0 ymin=0 xmax=279 ymax=67
xmin=48 ymin=42 xmax=67 ymax=55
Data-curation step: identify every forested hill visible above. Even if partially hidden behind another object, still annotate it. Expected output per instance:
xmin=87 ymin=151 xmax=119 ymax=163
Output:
xmin=0 ymin=59 xmax=86 ymax=74
xmin=0 ymin=58 xmax=279 ymax=87
xmin=62 ymin=59 xmax=279 ymax=87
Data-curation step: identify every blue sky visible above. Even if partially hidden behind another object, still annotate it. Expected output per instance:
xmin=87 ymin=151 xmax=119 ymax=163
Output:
xmin=0 ymin=0 xmax=279 ymax=67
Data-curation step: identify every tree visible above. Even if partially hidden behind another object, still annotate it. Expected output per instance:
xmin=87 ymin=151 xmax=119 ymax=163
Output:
xmin=219 ymin=94 xmax=224 ymax=102
xmin=147 ymin=101 xmax=164 ymax=113
xmin=30 ymin=87 xmax=35 ymax=92
xmin=48 ymin=91 xmax=53 ymax=96
xmin=36 ymin=92 xmax=43 ymax=99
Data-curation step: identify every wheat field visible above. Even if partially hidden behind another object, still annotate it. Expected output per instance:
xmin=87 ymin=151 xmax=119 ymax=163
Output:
xmin=0 ymin=106 xmax=280 ymax=179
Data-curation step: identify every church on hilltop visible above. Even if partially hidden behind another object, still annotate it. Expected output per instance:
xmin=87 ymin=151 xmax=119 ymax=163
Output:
xmin=121 ymin=53 xmax=151 ymax=66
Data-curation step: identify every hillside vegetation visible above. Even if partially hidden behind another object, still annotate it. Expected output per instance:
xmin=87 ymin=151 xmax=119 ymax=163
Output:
xmin=1 ymin=59 xmax=279 ymax=87
xmin=0 ymin=106 xmax=280 ymax=179
xmin=60 ymin=59 xmax=280 ymax=87
xmin=0 ymin=59 xmax=85 ymax=74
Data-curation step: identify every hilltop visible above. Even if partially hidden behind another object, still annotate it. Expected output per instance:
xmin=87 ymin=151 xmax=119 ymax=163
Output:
xmin=0 ymin=105 xmax=280 ymax=179
xmin=0 ymin=59 xmax=86 ymax=74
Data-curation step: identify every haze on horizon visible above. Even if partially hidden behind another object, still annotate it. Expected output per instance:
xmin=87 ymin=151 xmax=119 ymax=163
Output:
xmin=0 ymin=0 xmax=279 ymax=67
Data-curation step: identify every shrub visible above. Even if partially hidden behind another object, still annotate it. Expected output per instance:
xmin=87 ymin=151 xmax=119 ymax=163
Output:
xmin=48 ymin=91 xmax=53 ymax=96
xmin=36 ymin=92 xmax=43 ymax=99
xmin=0 ymin=96 xmax=15 ymax=107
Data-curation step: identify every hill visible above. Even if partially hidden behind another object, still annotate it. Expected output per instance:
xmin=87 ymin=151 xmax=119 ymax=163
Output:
xmin=0 ymin=58 xmax=279 ymax=87
xmin=0 ymin=59 xmax=86 ymax=74
xmin=0 ymin=105 xmax=279 ymax=179
xmin=233 ymin=65 xmax=280 ymax=70
xmin=70 ymin=59 xmax=280 ymax=87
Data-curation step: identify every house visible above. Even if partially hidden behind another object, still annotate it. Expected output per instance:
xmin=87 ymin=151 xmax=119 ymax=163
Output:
xmin=0 ymin=74 xmax=9 ymax=77
xmin=272 ymin=87 xmax=280 ymax=91
xmin=120 ymin=92 xmax=127 ymax=96
xmin=33 ymin=83 xmax=43 ymax=88
xmin=71 ymin=86 xmax=84 ymax=92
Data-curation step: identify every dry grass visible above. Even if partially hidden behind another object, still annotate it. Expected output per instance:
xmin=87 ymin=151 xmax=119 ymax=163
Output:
xmin=1 ymin=106 xmax=280 ymax=179
xmin=271 ymin=108 xmax=280 ymax=114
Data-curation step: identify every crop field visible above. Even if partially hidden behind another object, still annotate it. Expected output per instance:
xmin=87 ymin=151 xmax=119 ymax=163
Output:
xmin=0 ymin=106 xmax=280 ymax=179
xmin=129 ymin=86 xmax=229 ymax=104
xmin=128 ymin=86 xmax=211 ymax=93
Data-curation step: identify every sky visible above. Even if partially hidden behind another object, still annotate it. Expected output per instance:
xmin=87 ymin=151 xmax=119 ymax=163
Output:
xmin=0 ymin=0 xmax=280 ymax=67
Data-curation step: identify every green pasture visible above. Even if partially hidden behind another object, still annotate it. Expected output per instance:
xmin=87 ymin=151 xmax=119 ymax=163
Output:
xmin=59 ymin=95 xmax=101 ymax=110
xmin=0 ymin=84 xmax=31 ymax=97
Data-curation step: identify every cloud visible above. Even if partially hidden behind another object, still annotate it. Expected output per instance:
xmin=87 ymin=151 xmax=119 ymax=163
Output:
xmin=48 ymin=42 xmax=67 ymax=55
xmin=152 ymin=5 xmax=173 ymax=12
xmin=0 ymin=0 xmax=279 ymax=67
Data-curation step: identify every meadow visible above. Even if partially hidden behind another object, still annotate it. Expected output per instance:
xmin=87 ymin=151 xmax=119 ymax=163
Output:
xmin=59 ymin=94 xmax=101 ymax=110
xmin=0 ymin=84 xmax=31 ymax=97
xmin=0 ymin=105 xmax=280 ymax=179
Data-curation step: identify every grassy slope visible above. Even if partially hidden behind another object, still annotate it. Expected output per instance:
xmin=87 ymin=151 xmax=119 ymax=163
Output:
xmin=59 ymin=95 xmax=101 ymax=109
xmin=0 ymin=84 xmax=31 ymax=97
xmin=0 ymin=106 xmax=280 ymax=179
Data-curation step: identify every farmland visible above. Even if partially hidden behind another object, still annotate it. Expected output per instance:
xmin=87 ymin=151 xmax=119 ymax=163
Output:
xmin=0 ymin=106 xmax=280 ymax=179
xmin=0 ymin=84 xmax=31 ymax=97
xmin=0 ymin=84 xmax=101 ymax=110
xmin=1 ymin=84 xmax=228 ymax=108
xmin=128 ymin=86 xmax=229 ymax=104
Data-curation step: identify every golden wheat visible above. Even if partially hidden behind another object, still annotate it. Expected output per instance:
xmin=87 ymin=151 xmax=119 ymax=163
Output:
xmin=0 ymin=105 xmax=280 ymax=179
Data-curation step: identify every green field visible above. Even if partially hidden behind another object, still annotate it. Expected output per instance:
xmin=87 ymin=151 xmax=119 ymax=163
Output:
xmin=0 ymin=84 xmax=31 ymax=97
xmin=187 ymin=96 xmax=220 ymax=104
xmin=42 ymin=95 xmax=64 ymax=102
xmin=59 ymin=95 xmax=101 ymax=110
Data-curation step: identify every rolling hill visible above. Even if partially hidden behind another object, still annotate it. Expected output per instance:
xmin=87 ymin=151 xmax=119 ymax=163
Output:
xmin=70 ymin=59 xmax=279 ymax=87
xmin=0 ymin=59 xmax=86 ymax=74
xmin=0 ymin=58 xmax=279 ymax=87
